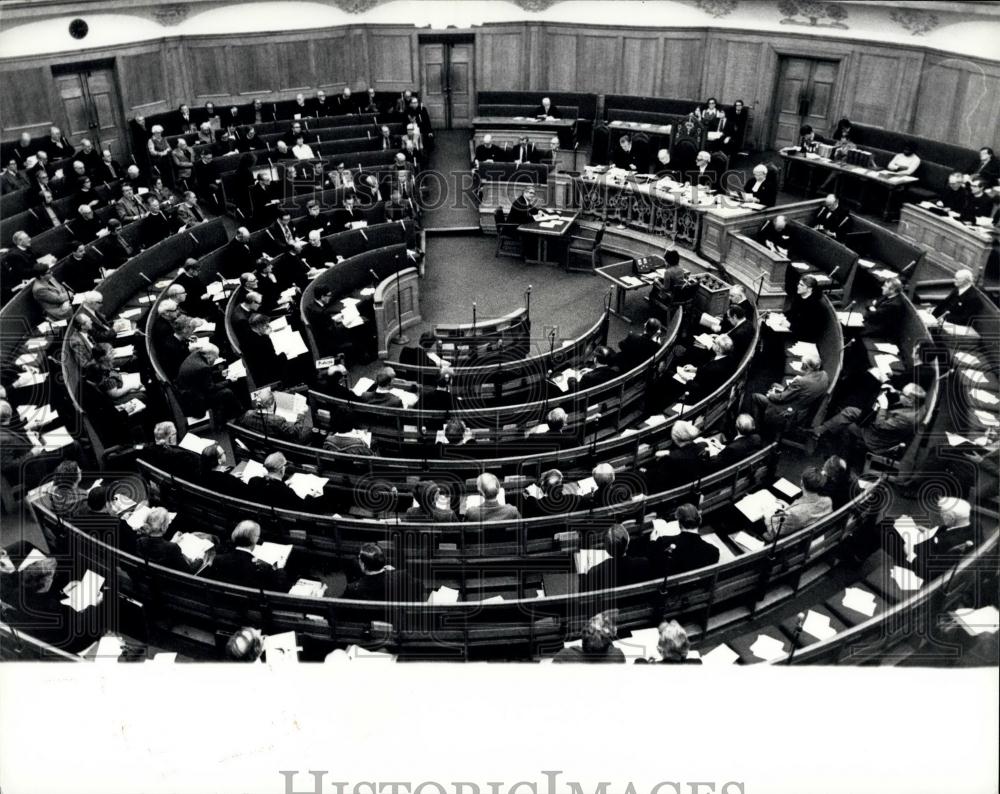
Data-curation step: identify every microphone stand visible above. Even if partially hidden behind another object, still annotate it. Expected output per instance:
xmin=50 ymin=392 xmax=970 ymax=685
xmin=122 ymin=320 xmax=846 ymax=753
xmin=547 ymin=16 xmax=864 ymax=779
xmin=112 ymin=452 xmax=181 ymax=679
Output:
xmin=392 ymin=253 xmax=409 ymax=345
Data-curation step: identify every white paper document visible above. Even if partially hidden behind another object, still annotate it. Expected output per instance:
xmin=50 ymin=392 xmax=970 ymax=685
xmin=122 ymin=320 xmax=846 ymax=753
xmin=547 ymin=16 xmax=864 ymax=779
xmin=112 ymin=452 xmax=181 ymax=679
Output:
xmin=352 ymin=377 xmax=375 ymax=396
xmin=749 ymin=633 xmax=787 ymax=661
xmin=730 ymin=531 xmax=765 ymax=553
xmin=427 ymin=586 xmax=460 ymax=604
xmin=178 ymin=433 xmax=215 ymax=454
xmin=574 ymin=548 xmax=610 ymax=575
xmin=801 ymin=610 xmax=837 ymax=641
xmin=285 ymin=472 xmax=328 ymax=499
xmin=252 ymin=542 xmax=293 ymax=569
xmin=172 ymin=532 xmax=214 ymax=562
xmin=841 ymin=586 xmax=878 ymax=617
xmin=700 ymin=644 xmax=740 ymax=665
xmin=60 ymin=570 xmax=105 ymax=612
xmin=889 ymin=565 xmax=924 ymax=592
xmin=238 ymin=459 xmax=268 ymax=483
xmin=772 ymin=478 xmax=802 ymax=499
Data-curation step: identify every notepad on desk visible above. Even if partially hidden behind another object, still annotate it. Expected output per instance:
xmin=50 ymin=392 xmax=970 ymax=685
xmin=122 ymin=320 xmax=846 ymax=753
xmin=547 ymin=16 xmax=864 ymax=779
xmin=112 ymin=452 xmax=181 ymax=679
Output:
xmin=734 ymin=489 xmax=783 ymax=523
xmin=270 ymin=328 xmax=308 ymax=358
xmin=289 ymin=578 xmax=327 ymax=597
xmin=12 ymin=370 xmax=47 ymax=388
xmin=178 ymin=432 xmax=215 ymax=454
xmin=17 ymin=403 xmax=57 ymax=428
xmin=252 ymin=541 xmax=293 ymax=569
xmin=389 ymin=388 xmax=419 ymax=408
xmin=841 ymin=586 xmax=878 ymax=617
xmin=172 ymin=532 xmax=214 ymax=563
xmin=836 ymin=311 xmax=865 ymax=328
xmin=262 ymin=631 xmax=300 ymax=664
xmin=237 ymin=459 xmax=268 ymax=483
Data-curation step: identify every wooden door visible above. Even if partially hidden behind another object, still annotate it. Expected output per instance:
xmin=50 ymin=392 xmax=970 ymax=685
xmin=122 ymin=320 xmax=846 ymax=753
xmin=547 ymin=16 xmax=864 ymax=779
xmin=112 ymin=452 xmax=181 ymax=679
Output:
xmin=420 ymin=43 xmax=447 ymax=130
xmin=772 ymin=57 xmax=839 ymax=149
xmin=53 ymin=64 xmax=127 ymax=159
xmin=419 ymin=40 xmax=476 ymax=130
xmin=448 ymin=43 xmax=474 ymax=128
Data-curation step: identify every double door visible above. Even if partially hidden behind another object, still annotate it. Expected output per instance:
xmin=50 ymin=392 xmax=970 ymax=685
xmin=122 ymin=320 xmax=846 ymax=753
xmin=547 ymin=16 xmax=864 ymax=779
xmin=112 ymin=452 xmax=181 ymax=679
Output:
xmin=419 ymin=39 xmax=475 ymax=130
xmin=772 ymin=57 xmax=839 ymax=149
xmin=52 ymin=62 xmax=127 ymax=158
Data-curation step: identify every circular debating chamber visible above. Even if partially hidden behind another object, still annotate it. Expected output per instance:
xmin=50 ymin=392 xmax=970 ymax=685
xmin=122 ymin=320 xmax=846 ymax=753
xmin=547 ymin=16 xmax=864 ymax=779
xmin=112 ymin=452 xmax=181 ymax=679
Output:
xmin=1 ymin=0 xmax=998 ymax=670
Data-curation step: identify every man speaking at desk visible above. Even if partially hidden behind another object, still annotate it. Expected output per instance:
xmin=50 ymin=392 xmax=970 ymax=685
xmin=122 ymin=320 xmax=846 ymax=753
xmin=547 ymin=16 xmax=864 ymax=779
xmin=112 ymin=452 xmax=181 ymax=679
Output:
xmin=507 ymin=186 xmax=540 ymax=226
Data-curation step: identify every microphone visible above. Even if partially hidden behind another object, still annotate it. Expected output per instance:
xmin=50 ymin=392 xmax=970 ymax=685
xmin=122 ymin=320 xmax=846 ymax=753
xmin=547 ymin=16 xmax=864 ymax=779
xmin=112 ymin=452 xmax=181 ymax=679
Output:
xmin=369 ymin=268 xmax=379 ymax=284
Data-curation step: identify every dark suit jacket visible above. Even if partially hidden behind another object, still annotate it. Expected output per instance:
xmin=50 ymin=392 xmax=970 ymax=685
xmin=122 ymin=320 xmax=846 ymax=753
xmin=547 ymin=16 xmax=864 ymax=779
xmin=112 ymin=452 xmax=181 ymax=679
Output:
xmin=246 ymin=475 xmax=306 ymax=510
xmin=331 ymin=207 xmax=362 ymax=231
xmin=136 ymin=535 xmax=189 ymax=572
xmin=725 ymin=320 xmax=754 ymax=358
xmin=535 ymin=104 xmax=561 ymax=118
xmin=755 ymin=218 xmax=792 ymax=250
xmin=649 ymin=532 xmax=721 ymax=576
xmin=714 ymin=433 xmax=763 ymax=470
xmin=137 ymin=443 xmax=202 ymax=476
xmin=787 ymin=293 xmax=826 ymax=342
xmin=505 ymin=195 xmax=537 ymax=227
xmin=210 ymin=548 xmax=286 ymax=590
xmin=144 ymin=211 xmax=174 ymax=247
xmin=646 ymin=444 xmax=708 ymax=493
xmin=763 ymin=370 xmax=830 ymax=425
xmin=744 ymin=175 xmax=777 ymax=207
xmin=688 ymin=354 xmax=732 ymax=399
xmin=344 ymin=569 xmax=422 ymax=601
xmin=510 ymin=143 xmax=536 ymax=164
xmin=201 ymin=468 xmax=254 ymax=501
xmin=175 ymin=351 xmax=218 ymax=406
xmin=578 ymin=364 xmax=620 ymax=390
xmin=813 ymin=204 xmax=851 ymax=238
xmin=616 ymin=331 xmax=659 ymax=371
xmin=221 ymin=239 xmax=256 ymax=279
xmin=362 ymin=390 xmax=403 ymax=408
xmin=241 ymin=329 xmax=285 ymax=385
xmin=157 ymin=333 xmax=192 ymax=379
xmin=580 ymin=555 xmax=652 ymax=592
xmin=475 ymin=144 xmax=504 ymax=163
xmin=861 ymin=293 xmax=905 ymax=339
xmin=932 ymin=287 xmax=985 ymax=327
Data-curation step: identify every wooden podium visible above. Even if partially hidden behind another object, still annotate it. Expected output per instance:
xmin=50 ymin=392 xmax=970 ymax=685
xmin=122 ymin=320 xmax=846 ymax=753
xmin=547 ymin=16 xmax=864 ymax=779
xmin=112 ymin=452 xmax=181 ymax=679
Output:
xmin=374 ymin=266 xmax=420 ymax=358
xmin=725 ymin=233 xmax=789 ymax=310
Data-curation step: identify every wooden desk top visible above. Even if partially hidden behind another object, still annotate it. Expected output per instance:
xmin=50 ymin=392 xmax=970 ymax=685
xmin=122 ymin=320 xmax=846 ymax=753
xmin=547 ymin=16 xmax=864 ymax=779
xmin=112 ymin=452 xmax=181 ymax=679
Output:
xmin=608 ymin=119 xmax=673 ymax=135
xmin=778 ymin=149 xmax=919 ymax=188
xmin=517 ymin=209 xmax=579 ymax=237
xmin=473 ymin=116 xmax=576 ymax=130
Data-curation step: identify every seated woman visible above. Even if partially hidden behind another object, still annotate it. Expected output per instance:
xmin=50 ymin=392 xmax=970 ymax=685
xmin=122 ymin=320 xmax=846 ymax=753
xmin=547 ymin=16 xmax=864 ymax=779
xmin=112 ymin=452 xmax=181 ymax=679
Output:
xmin=636 ymin=620 xmax=702 ymax=665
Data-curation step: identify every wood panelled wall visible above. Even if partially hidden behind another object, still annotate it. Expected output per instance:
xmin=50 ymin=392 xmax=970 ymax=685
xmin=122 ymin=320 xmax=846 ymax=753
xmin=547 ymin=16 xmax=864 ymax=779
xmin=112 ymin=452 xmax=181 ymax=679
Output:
xmin=1 ymin=20 xmax=997 ymax=153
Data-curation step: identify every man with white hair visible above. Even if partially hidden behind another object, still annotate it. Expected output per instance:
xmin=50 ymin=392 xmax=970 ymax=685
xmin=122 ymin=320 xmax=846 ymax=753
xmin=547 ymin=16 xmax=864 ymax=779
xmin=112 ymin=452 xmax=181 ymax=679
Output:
xmin=44 ymin=125 xmax=73 ymax=159
xmin=653 ymin=148 xmax=676 ymax=180
xmin=72 ymin=203 xmax=102 ymax=242
xmin=474 ymin=133 xmax=502 ymax=166
xmin=813 ymin=193 xmax=851 ymax=239
xmin=932 ymin=268 xmax=984 ymax=327
xmin=124 ymin=163 xmax=145 ymax=192
xmin=335 ymin=86 xmax=354 ymax=115
xmin=2 ymin=231 xmax=44 ymax=290
xmin=911 ymin=497 xmax=976 ymax=574
xmin=93 ymin=148 xmax=123 ymax=183
xmin=137 ymin=420 xmax=200 ymax=474
xmin=646 ymin=421 xmax=707 ymax=492
xmin=537 ymin=96 xmax=560 ymax=119
xmin=301 ymin=228 xmax=330 ymax=272
xmin=245 ymin=451 xmax=307 ymax=509
xmin=743 ymin=163 xmax=777 ymax=206
xmin=815 ymin=382 xmax=925 ymax=457
xmin=211 ymin=521 xmax=287 ymax=589
xmin=752 ymin=351 xmax=829 ymax=432
xmin=466 ymin=472 xmax=520 ymax=522
xmin=175 ymin=190 xmax=205 ymax=227
xmin=74 ymin=137 xmax=101 ymax=174
xmin=176 ymin=342 xmax=241 ymax=423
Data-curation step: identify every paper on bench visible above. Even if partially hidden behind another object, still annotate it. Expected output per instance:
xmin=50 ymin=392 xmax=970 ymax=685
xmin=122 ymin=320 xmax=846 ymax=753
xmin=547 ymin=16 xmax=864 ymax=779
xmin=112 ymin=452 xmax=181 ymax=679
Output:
xmin=889 ymin=565 xmax=924 ymax=592
xmin=749 ymin=633 xmax=787 ymax=661
xmin=60 ymin=570 xmax=105 ymax=613
xmin=951 ymin=606 xmax=1000 ymax=636
xmin=836 ymin=311 xmax=865 ymax=328
xmin=787 ymin=341 xmax=818 ymax=358
xmin=970 ymin=388 xmax=999 ymax=406
xmin=273 ymin=390 xmax=308 ymax=422
xmin=960 ymin=369 xmax=987 ymax=385
xmin=352 ymin=377 xmax=375 ymax=396
xmin=12 ymin=370 xmax=47 ymax=388
xmin=289 ymin=578 xmax=328 ymax=597
xmin=700 ymin=644 xmax=739 ymax=665
xmin=285 ymin=472 xmax=328 ymax=499
xmin=17 ymin=404 xmax=57 ymax=428
xmin=730 ymin=531 xmax=765 ymax=553
xmin=974 ymin=410 xmax=999 ymax=427
xmin=734 ymin=489 xmax=782 ymax=523
xmin=172 ymin=532 xmax=214 ymax=562
xmin=17 ymin=548 xmax=48 ymax=572
xmin=841 ymin=586 xmax=878 ymax=617
xmin=428 ymin=586 xmax=460 ymax=604
xmin=772 ymin=478 xmax=802 ymax=499
xmin=270 ymin=328 xmax=308 ymax=359
xmin=238 ymin=459 xmax=268 ymax=483
xmin=262 ymin=631 xmax=300 ymax=664
xmin=389 ymin=388 xmax=418 ymax=408
xmin=802 ymin=610 xmax=837 ymax=641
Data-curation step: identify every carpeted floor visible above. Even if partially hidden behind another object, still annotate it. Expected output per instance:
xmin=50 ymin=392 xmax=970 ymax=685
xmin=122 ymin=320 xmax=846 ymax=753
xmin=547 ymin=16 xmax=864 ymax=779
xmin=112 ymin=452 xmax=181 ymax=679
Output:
xmin=418 ymin=130 xmax=481 ymax=231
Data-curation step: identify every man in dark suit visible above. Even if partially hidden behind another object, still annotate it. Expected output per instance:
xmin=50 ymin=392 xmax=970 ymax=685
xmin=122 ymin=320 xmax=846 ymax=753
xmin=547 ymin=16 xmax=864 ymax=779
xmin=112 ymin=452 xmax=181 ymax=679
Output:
xmin=813 ymin=193 xmax=851 ymax=240
xmin=175 ymin=343 xmax=241 ymax=422
xmin=932 ymin=269 xmax=984 ymax=327
xmin=911 ymin=497 xmax=977 ymax=576
xmin=577 ymin=346 xmax=620 ymax=390
xmin=714 ymin=413 xmax=763 ymax=470
xmin=970 ymin=147 xmax=1000 ymax=188
xmin=754 ymin=214 xmax=791 ymax=252
xmin=859 ymin=277 xmax=905 ymax=340
xmin=267 ymin=210 xmax=303 ymax=256
xmin=645 ymin=421 xmax=709 ymax=494
xmin=717 ymin=303 xmax=754 ymax=358
xmin=359 ymin=88 xmax=380 ymax=115
xmin=647 ymin=503 xmax=720 ymax=577
xmin=93 ymin=148 xmax=123 ymax=184
xmin=536 ymin=97 xmax=561 ymax=119
xmin=652 ymin=149 xmax=678 ymax=180
xmin=691 ymin=150 xmax=717 ymax=189
xmin=419 ymin=371 xmax=453 ymax=412
xmin=344 ymin=542 xmax=423 ymax=601
xmin=220 ymin=226 xmax=257 ymax=279
xmin=41 ymin=126 xmax=73 ymax=160
xmin=616 ymin=317 xmax=662 ymax=371
xmin=785 ymin=276 xmax=826 ymax=343
xmin=295 ymin=200 xmax=330 ymax=239
xmin=1 ymin=159 xmax=31 ymax=194
xmin=406 ymin=97 xmax=433 ymax=145
xmin=683 ymin=334 xmax=735 ymax=401
xmin=250 ymin=172 xmax=281 ymax=229
xmin=240 ymin=314 xmax=292 ymax=388
xmin=506 ymin=185 xmax=539 ymax=226
xmin=74 ymin=138 xmax=102 ymax=174
xmin=510 ymin=136 xmax=536 ymax=166
xmin=156 ymin=313 xmax=196 ymax=379
xmin=815 ymin=382 xmax=925 ymax=457
xmin=473 ymin=134 xmax=504 ymax=165
xmin=960 ymin=178 xmax=996 ymax=222
xmin=361 ymin=367 xmax=404 ymax=408
xmin=199 ymin=443 xmax=254 ymax=501
xmin=2 ymin=231 xmax=44 ymax=289
xmin=752 ymin=351 xmax=830 ymax=432
xmin=246 ymin=452 xmax=306 ymax=510
xmin=137 ymin=421 xmax=201 ymax=476
xmin=612 ymin=135 xmax=642 ymax=171
xmin=579 ymin=524 xmax=651 ymax=592
xmin=330 ymin=194 xmax=363 ymax=231
xmin=143 ymin=196 xmax=175 ymax=247
xmin=742 ymin=164 xmax=778 ymax=207
xmin=209 ymin=521 xmax=288 ymax=591
xmin=334 ymin=87 xmax=356 ymax=115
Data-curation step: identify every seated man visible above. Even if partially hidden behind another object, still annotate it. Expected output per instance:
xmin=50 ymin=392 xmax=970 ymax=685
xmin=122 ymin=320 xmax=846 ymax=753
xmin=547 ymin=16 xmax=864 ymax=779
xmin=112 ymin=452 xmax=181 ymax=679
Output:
xmin=71 ymin=204 xmax=103 ymax=243
xmin=763 ymin=466 xmax=832 ymax=541
xmin=649 ymin=249 xmax=691 ymax=314
xmin=714 ymin=412 xmax=763 ymax=469
xmin=553 ymin=612 xmax=626 ymax=664
xmin=671 ymin=334 xmax=734 ymax=402
xmin=240 ymin=313 xmax=292 ymax=387
xmin=199 ymin=444 xmax=253 ymax=500
xmin=910 ymin=497 xmax=977 ymax=576
xmin=647 ymin=503 xmax=720 ymax=576
xmin=940 ymin=171 xmax=969 ymax=213
xmin=612 ymin=135 xmax=641 ymax=171
xmin=785 ymin=275 xmax=825 ymax=343
xmin=505 ymin=185 xmax=540 ymax=227
xmin=527 ymin=406 xmax=575 ymax=448
xmin=322 ymin=407 xmax=374 ymax=456
xmin=361 ymin=367 xmax=403 ymax=407
xmin=465 ymin=472 xmax=520 ymax=522
xmin=859 ymin=277 xmax=905 ymax=341
xmin=755 ymin=214 xmax=791 ymax=253
xmin=115 ymin=184 xmax=147 ymax=223
xmin=343 ymin=542 xmax=422 ymax=601
xmin=473 ymin=133 xmax=503 ymax=166
xmin=815 ymin=382 xmax=926 ymax=458
xmin=960 ymin=178 xmax=995 ymax=223
xmin=210 ymin=520 xmax=287 ymax=590
xmin=30 ymin=260 xmax=71 ymax=319
xmin=813 ymin=193 xmax=851 ymax=239
xmin=245 ymin=452 xmax=305 ymax=510
xmin=521 ymin=468 xmax=580 ymax=518
xmin=652 ymin=148 xmax=677 ymax=180
xmin=751 ymin=351 xmax=829 ymax=433
xmin=577 ymin=345 xmax=620 ymax=390
xmin=579 ymin=524 xmax=651 ymax=592
xmin=932 ymin=268 xmax=984 ymax=328
xmin=640 ymin=620 xmax=701 ymax=665
xmin=239 ymin=387 xmax=311 ymax=443
xmin=885 ymin=144 xmax=921 ymax=176
xmin=137 ymin=420 xmax=201 ymax=475
xmin=176 ymin=343 xmax=242 ymax=423
xmin=742 ymin=164 xmax=777 ymax=207
xmin=645 ymin=421 xmax=708 ymax=494
xmin=706 ymin=302 xmax=753 ymax=358
xmin=616 ymin=317 xmax=663 ymax=372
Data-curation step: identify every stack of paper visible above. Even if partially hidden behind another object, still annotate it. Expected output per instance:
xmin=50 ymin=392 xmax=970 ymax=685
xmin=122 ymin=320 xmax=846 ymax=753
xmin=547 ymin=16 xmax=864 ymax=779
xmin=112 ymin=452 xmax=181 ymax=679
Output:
xmin=692 ymin=332 xmax=716 ymax=349
xmin=172 ymin=532 xmax=214 ymax=562
xmin=695 ymin=435 xmax=725 ymax=457
xmin=342 ymin=429 xmax=372 ymax=446
xmin=730 ymin=531 xmax=765 ymax=553
xmin=572 ymin=476 xmax=598 ymax=496
xmin=252 ymin=542 xmax=293 ymax=569
xmin=268 ymin=316 xmax=289 ymax=333
xmin=262 ymin=631 xmax=300 ymax=664
xmin=289 ymin=578 xmax=327 ymax=597
xmin=238 ymin=459 xmax=268 ymax=483
xmin=116 ymin=398 xmax=145 ymax=416
xmin=12 ymin=370 xmax=47 ymax=388
xmin=352 ymin=376 xmax=375 ymax=396
xmin=889 ymin=565 xmax=925 ymax=592
xmin=24 ymin=337 xmax=49 ymax=351
xmin=16 ymin=404 xmax=57 ymax=429
xmin=60 ymin=571 xmax=105 ymax=612
xmin=389 ymin=388 xmax=418 ymax=408
xmin=224 ymin=360 xmax=246 ymax=381
xmin=574 ymin=548 xmax=610 ymax=574
xmin=549 ymin=369 xmax=581 ymax=393
xmin=974 ymin=410 xmax=999 ymax=427
xmin=285 ymin=472 xmax=328 ymax=499
xmin=734 ymin=489 xmax=783 ymax=523
xmin=119 ymin=371 xmax=142 ymax=392
xmin=39 ymin=427 xmax=74 ymax=451
xmin=873 ymin=342 xmax=900 ymax=355
xmin=428 ymin=586 xmax=460 ymax=604
xmin=125 ymin=503 xmax=176 ymax=531
xmin=701 ymin=644 xmax=739 ymax=665
xmin=764 ymin=313 xmax=790 ymax=332
xmin=15 ymin=352 xmax=38 ymax=367
xmin=273 ymin=391 xmax=308 ymax=422
xmin=970 ymin=388 xmax=999 ymax=407
xmin=17 ymin=548 xmax=48 ymax=572
xmin=841 ymin=587 xmax=878 ymax=617
xmin=953 ymin=351 xmax=981 ymax=367
xmin=178 ymin=433 xmax=215 ymax=454
xmin=836 ymin=311 xmax=865 ymax=328
xmin=749 ymin=634 xmax=787 ymax=661
xmin=270 ymin=327 xmax=308 ymax=358
xmin=113 ymin=345 xmax=135 ymax=359
xmin=787 ymin=341 xmax=819 ymax=358
xmin=772 ymin=478 xmax=802 ymax=499
xmin=951 ymin=606 xmax=1000 ymax=636
xmin=801 ymin=610 xmax=838 ymax=641
xmin=959 ymin=369 xmax=988 ymax=385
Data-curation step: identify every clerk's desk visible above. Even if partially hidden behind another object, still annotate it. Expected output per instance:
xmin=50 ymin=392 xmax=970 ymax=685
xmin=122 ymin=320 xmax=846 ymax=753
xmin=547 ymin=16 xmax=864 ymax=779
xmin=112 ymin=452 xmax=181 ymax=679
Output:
xmin=472 ymin=116 xmax=576 ymax=149
xmin=898 ymin=202 xmax=997 ymax=282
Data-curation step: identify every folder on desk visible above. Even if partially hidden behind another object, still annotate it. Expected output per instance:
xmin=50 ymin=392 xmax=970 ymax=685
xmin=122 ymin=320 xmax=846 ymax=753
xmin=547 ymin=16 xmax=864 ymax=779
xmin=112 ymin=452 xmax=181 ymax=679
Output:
xmin=252 ymin=541 xmax=293 ymax=569
xmin=178 ymin=432 xmax=215 ymax=454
